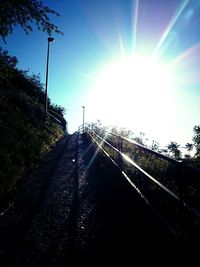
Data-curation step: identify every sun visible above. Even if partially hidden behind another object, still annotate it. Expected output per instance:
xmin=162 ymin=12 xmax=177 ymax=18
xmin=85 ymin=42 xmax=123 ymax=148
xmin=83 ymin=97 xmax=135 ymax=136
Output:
xmin=88 ymin=55 xmax=176 ymax=135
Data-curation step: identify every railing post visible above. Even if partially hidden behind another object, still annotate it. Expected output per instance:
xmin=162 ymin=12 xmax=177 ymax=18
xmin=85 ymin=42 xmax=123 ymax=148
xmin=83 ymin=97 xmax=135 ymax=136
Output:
xmin=118 ymin=135 xmax=123 ymax=171
xmin=82 ymin=106 xmax=85 ymax=133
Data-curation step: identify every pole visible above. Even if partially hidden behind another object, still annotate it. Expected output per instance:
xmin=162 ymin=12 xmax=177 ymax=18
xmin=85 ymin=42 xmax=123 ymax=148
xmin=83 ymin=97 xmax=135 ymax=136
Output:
xmin=45 ymin=41 xmax=50 ymax=116
xmin=82 ymin=106 xmax=85 ymax=132
xmin=45 ymin=37 xmax=54 ymax=117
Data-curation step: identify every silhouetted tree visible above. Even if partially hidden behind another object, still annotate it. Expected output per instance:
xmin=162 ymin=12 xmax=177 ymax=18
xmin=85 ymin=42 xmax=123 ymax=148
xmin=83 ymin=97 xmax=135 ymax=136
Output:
xmin=0 ymin=49 xmax=17 ymax=67
xmin=152 ymin=140 xmax=159 ymax=151
xmin=193 ymin=125 xmax=200 ymax=159
xmin=185 ymin=143 xmax=193 ymax=156
xmin=185 ymin=143 xmax=193 ymax=151
xmin=49 ymin=104 xmax=66 ymax=116
xmin=167 ymin=141 xmax=181 ymax=160
xmin=0 ymin=0 xmax=63 ymax=42
xmin=0 ymin=49 xmax=18 ymax=83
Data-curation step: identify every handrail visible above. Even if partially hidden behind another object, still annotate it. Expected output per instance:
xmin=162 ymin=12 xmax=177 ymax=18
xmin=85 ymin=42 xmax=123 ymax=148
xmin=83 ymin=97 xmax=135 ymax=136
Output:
xmin=47 ymin=111 xmax=67 ymax=132
xmin=78 ymin=123 xmax=91 ymax=134
xmin=86 ymin=128 xmax=200 ymax=221
xmin=87 ymin=130 xmax=178 ymax=236
xmin=47 ymin=111 xmax=62 ymax=124
xmin=103 ymin=130 xmax=182 ymax=164
xmin=99 ymin=129 xmax=200 ymax=174
xmin=90 ymin=131 xmax=180 ymax=201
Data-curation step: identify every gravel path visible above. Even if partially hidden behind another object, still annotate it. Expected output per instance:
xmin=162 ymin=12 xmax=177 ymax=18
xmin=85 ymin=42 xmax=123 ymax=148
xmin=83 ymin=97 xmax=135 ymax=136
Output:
xmin=0 ymin=133 xmax=174 ymax=266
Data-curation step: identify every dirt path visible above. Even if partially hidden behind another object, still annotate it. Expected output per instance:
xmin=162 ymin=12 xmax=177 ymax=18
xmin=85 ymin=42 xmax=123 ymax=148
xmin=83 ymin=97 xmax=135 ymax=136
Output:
xmin=0 ymin=133 xmax=174 ymax=266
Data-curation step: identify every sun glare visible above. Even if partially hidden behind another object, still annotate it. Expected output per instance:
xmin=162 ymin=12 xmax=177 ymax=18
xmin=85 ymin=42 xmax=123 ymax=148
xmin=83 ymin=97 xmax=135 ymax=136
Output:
xmin=88 ymin=55 xmax=176 ymax=136
xmin=81 ymin=0 xmax=199 ymax=146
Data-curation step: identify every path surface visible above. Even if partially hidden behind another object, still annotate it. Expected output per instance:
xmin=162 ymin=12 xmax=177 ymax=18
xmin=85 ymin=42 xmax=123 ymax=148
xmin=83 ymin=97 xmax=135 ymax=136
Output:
xmin=0 ymin=133 xmax=173 ymax=265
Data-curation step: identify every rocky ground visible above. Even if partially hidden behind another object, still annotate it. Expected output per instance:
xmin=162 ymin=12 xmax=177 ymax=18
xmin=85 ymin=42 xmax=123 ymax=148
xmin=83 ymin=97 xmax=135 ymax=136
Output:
xmin=0 ymin=133 xmax=174 ymax=266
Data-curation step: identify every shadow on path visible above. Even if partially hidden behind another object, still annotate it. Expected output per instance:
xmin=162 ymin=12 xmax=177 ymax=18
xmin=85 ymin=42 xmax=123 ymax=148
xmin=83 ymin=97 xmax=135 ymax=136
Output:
xmin=70 ymin=134 xmax=175 ymax=262
xmin=0 ymin=133 xmax=175 ymax=266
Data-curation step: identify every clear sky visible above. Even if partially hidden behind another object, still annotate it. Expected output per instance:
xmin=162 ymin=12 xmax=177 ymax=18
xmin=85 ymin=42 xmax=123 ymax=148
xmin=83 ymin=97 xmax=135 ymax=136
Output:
xmin=2 ymin=0 xmax=200 ymax=148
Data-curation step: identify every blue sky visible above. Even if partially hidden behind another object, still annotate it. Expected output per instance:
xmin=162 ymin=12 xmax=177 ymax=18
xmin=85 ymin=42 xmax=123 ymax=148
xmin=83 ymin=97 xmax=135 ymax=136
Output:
xmin=2 ymin=0 xmax=200 ymax=148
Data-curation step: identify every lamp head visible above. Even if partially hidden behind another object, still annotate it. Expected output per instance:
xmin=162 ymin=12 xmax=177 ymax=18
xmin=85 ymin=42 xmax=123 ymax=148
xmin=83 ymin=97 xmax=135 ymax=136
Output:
xmin=48 ymin=37 xmax=55 ymax=42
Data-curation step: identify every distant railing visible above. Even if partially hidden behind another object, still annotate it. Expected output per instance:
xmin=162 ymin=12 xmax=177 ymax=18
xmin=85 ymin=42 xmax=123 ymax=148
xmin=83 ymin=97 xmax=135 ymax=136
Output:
xmin=47 ymin=110 xmax=67 ymax=133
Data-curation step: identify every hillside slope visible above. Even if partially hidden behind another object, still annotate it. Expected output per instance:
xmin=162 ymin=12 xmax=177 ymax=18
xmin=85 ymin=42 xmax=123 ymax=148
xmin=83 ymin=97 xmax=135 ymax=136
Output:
xmin=0 ymin=49 xmax=66 ymax=200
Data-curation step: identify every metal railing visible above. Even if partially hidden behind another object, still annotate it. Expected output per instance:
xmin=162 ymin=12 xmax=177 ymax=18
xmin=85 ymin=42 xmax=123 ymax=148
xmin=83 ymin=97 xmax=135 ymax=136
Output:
xmin=81 ymin=125 xmax=200 ymax=238
xmin=47 ymin=111 xmax=67 ymax=133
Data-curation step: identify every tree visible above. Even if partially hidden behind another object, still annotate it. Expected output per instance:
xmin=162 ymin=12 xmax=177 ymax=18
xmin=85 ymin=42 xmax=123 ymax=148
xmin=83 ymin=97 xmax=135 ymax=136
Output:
xmin=0 ymin=49 xmax=17 ymax=68
xmin=49 ymin=104 xmax=66 ymax=116
xmin=193 ymin=125 xmax=200 ymax=159
xmin=185 ymin=143 xmax=193 ymax=157
xmin=152 ymin=140 xmax=159 ymax=151
xmin=167 ymin=141 xmax=182 ymax=160
xmin=0 ymin=49 xmax=18 ymax=81
xmin=185 ymin=143 xmax=193 ymax=152
xmin=0 ymin=0 xmax=63 ymax=42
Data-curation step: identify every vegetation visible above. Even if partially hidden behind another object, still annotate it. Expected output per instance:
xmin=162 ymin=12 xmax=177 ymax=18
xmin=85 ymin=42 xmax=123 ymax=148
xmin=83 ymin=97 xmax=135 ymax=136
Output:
xmin=0 ymin=0 xmax=63 ymax=42
xmin=167 ymin=141 xmax=181 ymax=160
xmin=0 ymin=49 xmax=66 ymax=198
xmin=0 ymin=0 xmax=65 ymax=201
xmin=193 ymin=126 xmax=200 ymax=162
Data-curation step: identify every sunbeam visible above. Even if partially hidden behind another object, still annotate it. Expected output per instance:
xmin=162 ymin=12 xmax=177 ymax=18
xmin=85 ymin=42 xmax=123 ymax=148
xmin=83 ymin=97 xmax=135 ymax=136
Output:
xmin=74 ymin=71 xmax=95 ymax=81
xmin=118 ymin=32 xmax=126 ymax=58
xmin=86 ymin=131 xmax=110 ymax=170
xmin=131 ymin=0 xmax=139 ymax=52
xmin=169 ymin=42 xmax=200 ymax=84
xmin=152 ymin=0 xmax=190 ymax=58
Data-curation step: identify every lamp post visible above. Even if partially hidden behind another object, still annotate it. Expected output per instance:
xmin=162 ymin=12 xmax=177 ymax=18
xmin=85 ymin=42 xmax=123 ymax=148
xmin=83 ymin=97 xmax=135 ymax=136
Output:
xmin=45 ymin=37 xmax=54 ymax=116
xmin=82 ymin=106 xmax=85 ymax=132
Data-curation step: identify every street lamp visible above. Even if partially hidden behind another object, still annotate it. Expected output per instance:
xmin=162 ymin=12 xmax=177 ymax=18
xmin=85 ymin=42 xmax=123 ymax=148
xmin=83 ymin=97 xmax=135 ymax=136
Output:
xmin=45 ymin=37 xmax=54 ymax=116
xmin=82 ymin=106 xmax=85 ymax=132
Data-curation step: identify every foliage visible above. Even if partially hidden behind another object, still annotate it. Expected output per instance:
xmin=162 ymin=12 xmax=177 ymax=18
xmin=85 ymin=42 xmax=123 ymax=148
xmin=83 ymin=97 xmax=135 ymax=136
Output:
xmin=0 ymin=49 xmax=18 ymax=68
xmin=0 ymin=49 xmax=18 ymax=82
xmin=151 ymin=140 xmax=159 ymax=151
xmin=49 ymin=103 xmax=66 ymax=116
xmin=167 ymin=141 xmax=181 ymax=160
xmin=0 ymin=0 xmax=63 ymax=42
xmin=183 ymin=143 xmax=193 ymax=160
xmin=193 ymin=126 xmax=200 ymax=158
xmin=185 ymin=143 xmax=193 ymax=152
xmin=0 ymin=50 xmax=66 ymax=197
